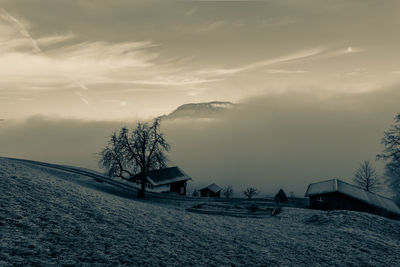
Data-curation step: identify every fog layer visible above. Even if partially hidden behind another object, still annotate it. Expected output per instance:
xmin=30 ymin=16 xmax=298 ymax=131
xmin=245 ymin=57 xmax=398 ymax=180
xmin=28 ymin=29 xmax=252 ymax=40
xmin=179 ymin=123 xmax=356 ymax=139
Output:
xmin=1 ymin=87 xmax=399 ymax=196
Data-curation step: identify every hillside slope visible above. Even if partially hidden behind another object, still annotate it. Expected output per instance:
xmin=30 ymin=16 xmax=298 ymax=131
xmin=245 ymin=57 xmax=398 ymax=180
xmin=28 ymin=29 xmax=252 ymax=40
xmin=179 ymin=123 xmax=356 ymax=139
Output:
xmin=1 ymin=158 xmax=400 ymax=266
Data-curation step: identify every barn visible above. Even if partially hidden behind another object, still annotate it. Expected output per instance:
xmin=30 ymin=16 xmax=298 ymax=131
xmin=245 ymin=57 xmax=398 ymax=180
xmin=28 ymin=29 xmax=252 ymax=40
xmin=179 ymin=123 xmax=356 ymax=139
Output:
xmin=305 ymin=179 xmax=400 ymax=219
xmin=200 ymin=183 xmax=222 ymax=198
xmin=130 ymin=166 xmax=192 ymax=196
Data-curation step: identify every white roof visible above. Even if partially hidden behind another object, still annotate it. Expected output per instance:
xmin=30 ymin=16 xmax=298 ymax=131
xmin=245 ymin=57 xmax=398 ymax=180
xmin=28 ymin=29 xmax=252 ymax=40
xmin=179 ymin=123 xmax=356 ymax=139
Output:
xmin=132 ymin=166 xmax=191 ymax=187
xmin=305 ymin=179 xmax=400 ymax=216
xmin=147 ymin=175 xmax=190 ymax=187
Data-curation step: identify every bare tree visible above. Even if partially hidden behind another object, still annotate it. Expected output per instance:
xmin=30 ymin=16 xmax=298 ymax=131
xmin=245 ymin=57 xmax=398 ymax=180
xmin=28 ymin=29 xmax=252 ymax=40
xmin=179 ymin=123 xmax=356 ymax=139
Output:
xmin=192 ymin=189 xmax=199 ymax=197
xmin=377 ymin=113 xmax=400 ymax=204
xmin=243 ymin=187 xmax=258 ymax=199
xmin=353 ymin=160 xmax=381 ymax=192
xmin=99 ymin=118 xmax=169 ymax=198
xmin=223 ymin=186 xmax=233 ymax=198
xmin=99 ymin=128 xmax=136 ymax=180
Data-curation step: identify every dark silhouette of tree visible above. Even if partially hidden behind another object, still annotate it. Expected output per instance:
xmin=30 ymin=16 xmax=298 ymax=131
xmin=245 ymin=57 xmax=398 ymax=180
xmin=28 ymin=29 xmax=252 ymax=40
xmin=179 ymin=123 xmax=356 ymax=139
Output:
xmin=243 ymin=187 xmax=258 ymax=199
xmin=223 ymin=186 xmax=233 ymax=198
xmin=192 ymin=189 xmax=199 ymax=197
xmin=377 ymin=113 xmax=400 ymax=204
xmin=99 ymin=128 xmax=136 ymax=180
xmin=274 ymin=189 xmax=289 ymax=203
xmin=353 ymin=160 xmax=380 ymax=192
xmin=99 ymin=118 xmax=169 ymax=198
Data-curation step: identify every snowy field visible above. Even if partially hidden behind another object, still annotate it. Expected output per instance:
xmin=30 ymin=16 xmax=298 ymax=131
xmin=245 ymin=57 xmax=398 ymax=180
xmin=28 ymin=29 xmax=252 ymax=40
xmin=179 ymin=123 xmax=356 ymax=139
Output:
xmin=1 ymin=158 xmax=400 ymax=266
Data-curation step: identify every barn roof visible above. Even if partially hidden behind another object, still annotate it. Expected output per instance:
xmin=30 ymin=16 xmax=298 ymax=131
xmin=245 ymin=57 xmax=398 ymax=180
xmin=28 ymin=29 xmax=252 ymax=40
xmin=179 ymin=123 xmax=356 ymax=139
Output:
xmin=131 ymin=167 xmax=191 ymax=186
xmin=305 ymin=179 xmax=400 ymax=215
xmin=200 ymin=183 xmax=222 ymax=193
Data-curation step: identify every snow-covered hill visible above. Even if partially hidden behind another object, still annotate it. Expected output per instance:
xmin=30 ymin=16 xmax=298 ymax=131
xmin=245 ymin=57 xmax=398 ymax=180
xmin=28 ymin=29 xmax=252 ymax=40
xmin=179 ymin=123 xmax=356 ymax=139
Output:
xmin=161 ymin=101 xmax=235 ymax=120
xmin=1 ymin=157 xmax=400 ymax=266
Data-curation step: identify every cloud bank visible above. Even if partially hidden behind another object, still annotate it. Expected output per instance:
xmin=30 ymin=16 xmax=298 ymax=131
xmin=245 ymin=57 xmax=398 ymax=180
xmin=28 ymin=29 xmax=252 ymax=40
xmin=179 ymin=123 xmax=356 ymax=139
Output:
xmin=1 ymin=87 xmax=399 ymax=196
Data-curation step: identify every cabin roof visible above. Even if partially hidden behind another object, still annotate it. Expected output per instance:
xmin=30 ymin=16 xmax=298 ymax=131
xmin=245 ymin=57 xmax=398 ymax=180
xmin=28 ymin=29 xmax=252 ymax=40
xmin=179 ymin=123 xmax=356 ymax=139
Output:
xmin=305 ymin=179 xmax=400 ymax=215
xmin=200 ymin=183 xmax=222 ymax=193
xmin=132 ymin=166 xmax=191 ymax=186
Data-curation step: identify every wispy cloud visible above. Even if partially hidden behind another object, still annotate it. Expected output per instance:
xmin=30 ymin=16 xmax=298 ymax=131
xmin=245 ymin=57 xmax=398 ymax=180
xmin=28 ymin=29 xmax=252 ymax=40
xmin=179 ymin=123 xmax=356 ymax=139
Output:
xmin=324 ymin=46 xmax=365 ymax=58
xmin=37 ymin=32 xmax=75 ymax=47
xmin=75 ymin=92 xmax=89 ymax=105
xmin=0 ymin=9 xmax=92 ymax=95
xmin=71 ymin=78 xmax=89 ymax=91
xmin=259 ymin=16 xmax=297 ymax=27
xmin=264 ymin=69 xmax=308 ymax=74
xmin=0 ymin=5 xmax=388 ymax=120
xmin=0 ymin=8 xmax=41 ymax=53
xmin=197 ymin=21 xmax=226 ymax=32
xmin=0 ymin=10 xmax=223 ymax=97
xmin=185 ymin=7 xmax=198 ymax=16
xmin=118 ymin=77 xmax=224 ymax=86
xmin=197 ymin=45 xmax=366 ymax=78
xmin=198 ymin=48 xmax=324 ymax=76
xmin=174 ymin=20 xmax=227 ymax=33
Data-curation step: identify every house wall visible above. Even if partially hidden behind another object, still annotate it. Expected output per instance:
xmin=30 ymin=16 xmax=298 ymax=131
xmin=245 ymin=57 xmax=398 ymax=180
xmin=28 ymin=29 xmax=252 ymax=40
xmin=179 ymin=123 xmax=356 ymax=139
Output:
xmin=131 ymin=179 xmax=188 ymax=195
xmin=169 ymin=180 xmax=187 ymax=196
xmin=151 ymin=184 xmax=170 ymax=193
xmin=200 ymin=189 xmax=220 ymax=198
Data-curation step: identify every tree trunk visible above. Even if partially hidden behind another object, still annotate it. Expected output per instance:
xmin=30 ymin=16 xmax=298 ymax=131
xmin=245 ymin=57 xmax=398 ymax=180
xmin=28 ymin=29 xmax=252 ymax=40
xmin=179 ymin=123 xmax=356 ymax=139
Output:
xmin=138 ymin=171 xmax=146 ymax=198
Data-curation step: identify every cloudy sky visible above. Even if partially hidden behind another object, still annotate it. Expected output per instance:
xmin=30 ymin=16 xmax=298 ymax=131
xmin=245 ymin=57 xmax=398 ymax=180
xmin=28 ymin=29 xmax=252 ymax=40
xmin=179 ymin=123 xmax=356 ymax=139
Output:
xmin=1 ymin=0 xmax=400 ymax=195
xmin=1 ymin=0 xmax=400 ymax=119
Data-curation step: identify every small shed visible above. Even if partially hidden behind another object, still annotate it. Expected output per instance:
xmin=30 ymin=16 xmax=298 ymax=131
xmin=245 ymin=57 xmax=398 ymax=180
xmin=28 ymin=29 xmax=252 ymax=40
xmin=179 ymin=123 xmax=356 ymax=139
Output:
xmin=274 ymin=189 xmax=288 ymax=203
xmin=200 ymin=183 xmax=222 ymax=198
xmin=130 ymin=166 xmax=192 ymax=196
xmin=305 ymin=179 xmax=400 ymax=219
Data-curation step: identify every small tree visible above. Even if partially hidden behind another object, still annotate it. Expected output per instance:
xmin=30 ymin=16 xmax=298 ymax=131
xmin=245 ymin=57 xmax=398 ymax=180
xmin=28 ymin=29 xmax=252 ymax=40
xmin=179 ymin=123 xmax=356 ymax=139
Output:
xmin=353 ymin=160 xmax=381 ymax=192
xmin=243 ymin=187 xmax=258 ymax=199
xmin=223 ymin=186 xmax=233 ymax=198
xmin=99 ymin=118 xmax=169 ymax=198
xmin=377 ymin=113 xmax=400 ymax=204
xmin=192 ymin=189 xmax=199 ymax=197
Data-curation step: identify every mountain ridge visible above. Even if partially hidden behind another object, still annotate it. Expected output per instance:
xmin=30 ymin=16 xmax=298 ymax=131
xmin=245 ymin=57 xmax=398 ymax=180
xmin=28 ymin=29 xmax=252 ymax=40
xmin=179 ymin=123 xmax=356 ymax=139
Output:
xmin=160 ymin=101 xmax=235 ymax=120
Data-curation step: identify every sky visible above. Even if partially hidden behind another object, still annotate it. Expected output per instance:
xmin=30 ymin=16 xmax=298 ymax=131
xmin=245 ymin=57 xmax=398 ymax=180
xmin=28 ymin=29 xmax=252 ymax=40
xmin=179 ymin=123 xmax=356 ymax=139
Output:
xmin=0 ymin=0 xmax=400 ymax=195
xmin=0 ymin=0 xmax=400 ymax=119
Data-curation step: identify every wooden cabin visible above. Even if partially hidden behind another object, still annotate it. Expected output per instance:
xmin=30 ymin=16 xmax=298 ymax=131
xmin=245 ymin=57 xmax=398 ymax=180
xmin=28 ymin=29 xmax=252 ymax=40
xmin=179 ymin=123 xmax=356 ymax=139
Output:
xmin=305 ymin=179 xmax=400 ymax=219
xmin=130 ymin=166 xmax=191 ymax=196
xmin=200 ymin=183 xmax=222 ymax=198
